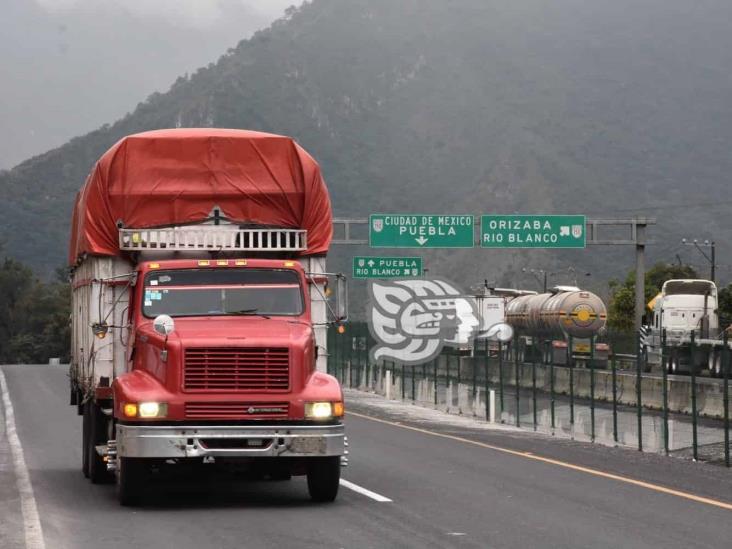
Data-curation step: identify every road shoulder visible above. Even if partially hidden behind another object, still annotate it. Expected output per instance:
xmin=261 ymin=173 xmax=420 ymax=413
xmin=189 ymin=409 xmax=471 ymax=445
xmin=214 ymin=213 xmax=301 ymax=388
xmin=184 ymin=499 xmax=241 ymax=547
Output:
xmin=0 ymin=369 xmax=27 ymax=549
xmin=344 ymin=388 xmax=732 ymax=508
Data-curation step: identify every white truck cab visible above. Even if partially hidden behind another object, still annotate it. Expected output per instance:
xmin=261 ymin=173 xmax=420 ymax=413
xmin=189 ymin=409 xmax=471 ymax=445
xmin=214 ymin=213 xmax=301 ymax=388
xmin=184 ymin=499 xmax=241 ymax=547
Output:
xmin=651 ymin=279 xmax=719 ymax=343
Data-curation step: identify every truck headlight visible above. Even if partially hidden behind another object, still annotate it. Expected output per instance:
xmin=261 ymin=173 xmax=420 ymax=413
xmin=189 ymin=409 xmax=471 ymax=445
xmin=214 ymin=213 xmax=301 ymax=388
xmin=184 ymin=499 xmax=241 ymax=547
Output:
xmin=139 ymin=402 xmax=167 ymax=418
xmin=305 ymin=401 xmax=344 ymax=419
xmin=123 ymin=402 xmax=168 ymax=418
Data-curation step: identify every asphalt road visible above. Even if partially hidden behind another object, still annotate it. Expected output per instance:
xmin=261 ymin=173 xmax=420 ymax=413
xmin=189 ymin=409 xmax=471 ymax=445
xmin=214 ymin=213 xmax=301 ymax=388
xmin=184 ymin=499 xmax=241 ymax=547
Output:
xmin=1 ymin=364 xmax=731 ymax=549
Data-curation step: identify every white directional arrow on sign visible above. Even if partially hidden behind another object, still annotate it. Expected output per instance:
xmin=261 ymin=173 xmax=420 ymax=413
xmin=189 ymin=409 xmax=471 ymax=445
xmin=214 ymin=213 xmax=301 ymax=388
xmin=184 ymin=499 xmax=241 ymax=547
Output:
xmin=367 ymin=260 xmax=375 ymax=267
xmin=415 ymin=236 xmax=429 ymax=246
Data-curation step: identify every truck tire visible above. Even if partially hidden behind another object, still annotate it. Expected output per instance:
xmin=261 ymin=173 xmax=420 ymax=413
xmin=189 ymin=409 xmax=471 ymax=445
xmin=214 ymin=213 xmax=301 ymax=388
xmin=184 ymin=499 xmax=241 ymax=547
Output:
xmin=306 ymin=457 xmax=340 ymax=502
xmin=117 ymin=458 xmax=147 ymax=506
xmin=669 ymin=351 xmax=679 ymax=374
xmin=544 ymin=348 xmax=552 ymax=365
xmin=709 ymin=350 xmax=721 ymax=378
xmin=81 ymin=404 xmax=90 ymax=478
xmin=85 ymin=402 xmax=113 ymax=484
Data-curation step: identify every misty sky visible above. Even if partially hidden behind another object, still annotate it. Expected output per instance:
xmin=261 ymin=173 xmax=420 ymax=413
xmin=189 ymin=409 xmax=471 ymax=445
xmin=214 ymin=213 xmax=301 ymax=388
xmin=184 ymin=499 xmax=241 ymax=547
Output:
xmin=0 ymin=0 xmax=295 ymax=169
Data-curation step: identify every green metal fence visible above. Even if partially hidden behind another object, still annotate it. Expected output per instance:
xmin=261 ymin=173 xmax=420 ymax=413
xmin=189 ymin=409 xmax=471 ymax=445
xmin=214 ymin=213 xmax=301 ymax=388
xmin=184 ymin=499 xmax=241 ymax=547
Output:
xmin=329 ymin=324 xmax=731 ymax=467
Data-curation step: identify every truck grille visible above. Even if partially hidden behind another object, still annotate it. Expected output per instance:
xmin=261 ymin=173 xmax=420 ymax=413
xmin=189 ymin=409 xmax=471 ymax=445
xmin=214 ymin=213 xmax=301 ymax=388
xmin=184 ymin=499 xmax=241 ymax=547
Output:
xmin=185 ymin=402 xmax=289 ymax=419
xmin=184 ymin=347 xmax=290 ymax=392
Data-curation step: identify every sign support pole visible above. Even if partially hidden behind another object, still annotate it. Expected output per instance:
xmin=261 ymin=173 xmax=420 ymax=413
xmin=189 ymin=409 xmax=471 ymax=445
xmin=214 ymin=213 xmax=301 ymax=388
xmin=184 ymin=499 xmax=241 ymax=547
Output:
xmin=635 ymin=224 xmax=646 ymax=333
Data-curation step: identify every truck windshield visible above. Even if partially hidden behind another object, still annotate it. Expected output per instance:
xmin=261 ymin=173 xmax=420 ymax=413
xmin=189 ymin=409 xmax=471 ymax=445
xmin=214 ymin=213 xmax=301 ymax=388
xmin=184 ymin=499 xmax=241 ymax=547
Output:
xmin=142 ymin=268 xmax=304 ymax=318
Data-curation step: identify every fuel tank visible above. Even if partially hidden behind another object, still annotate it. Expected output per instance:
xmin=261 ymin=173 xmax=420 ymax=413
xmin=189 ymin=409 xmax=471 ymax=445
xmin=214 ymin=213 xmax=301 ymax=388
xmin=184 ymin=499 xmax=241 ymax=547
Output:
xmin=505 ymin=289 xmax=607 ymax=339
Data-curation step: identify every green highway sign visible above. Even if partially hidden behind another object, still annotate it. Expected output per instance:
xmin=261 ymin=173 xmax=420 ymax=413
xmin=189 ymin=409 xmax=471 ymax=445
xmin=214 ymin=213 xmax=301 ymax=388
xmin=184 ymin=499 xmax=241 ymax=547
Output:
xmin=480 ymin=215 xmax=586 ymax=248
xmin=353 ymin=256 xmax=423 ymax=279
xmin=369 ymin=214 xmax=474 ymax=248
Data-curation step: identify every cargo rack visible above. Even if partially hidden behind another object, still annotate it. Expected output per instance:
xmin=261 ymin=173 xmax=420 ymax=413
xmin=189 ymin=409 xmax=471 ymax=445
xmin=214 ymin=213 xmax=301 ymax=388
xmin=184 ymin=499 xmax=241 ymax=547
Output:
xmin=119 ymin=227 xmax=307 ymax=252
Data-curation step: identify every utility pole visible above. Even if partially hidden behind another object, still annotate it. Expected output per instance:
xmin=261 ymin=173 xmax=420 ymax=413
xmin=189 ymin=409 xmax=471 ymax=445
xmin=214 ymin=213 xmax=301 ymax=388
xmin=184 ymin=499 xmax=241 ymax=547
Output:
xmin=522 ymin=268 xmax=547 ymax=292
xmin=681 ymin=239 xmax=716 ymax=283
xmin=712 ymin=241 xmax=716 ymax=282
xmin=635 ymin=224 xmax=646 ymax=333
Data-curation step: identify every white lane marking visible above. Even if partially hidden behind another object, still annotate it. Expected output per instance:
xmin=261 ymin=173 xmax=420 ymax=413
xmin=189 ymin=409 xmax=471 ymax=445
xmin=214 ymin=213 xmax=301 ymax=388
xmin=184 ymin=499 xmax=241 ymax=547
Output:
xmin=0 ymin=369 xmax=46 ymax=549
xmin=339 ymin=479 xmax=392 ymax=502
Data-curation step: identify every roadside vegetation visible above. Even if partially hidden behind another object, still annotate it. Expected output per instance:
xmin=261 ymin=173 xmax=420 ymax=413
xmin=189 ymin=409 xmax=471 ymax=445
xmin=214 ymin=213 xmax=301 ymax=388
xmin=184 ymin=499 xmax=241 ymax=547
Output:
xmin=0 ymin=253 xmax=70 ymax=364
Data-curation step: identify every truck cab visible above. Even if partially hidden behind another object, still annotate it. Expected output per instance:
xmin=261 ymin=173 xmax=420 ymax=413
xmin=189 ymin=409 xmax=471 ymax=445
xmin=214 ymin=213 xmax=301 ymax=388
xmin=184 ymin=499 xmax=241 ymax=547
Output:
xmin=652 ymin=279 xmax=719 ymax=342
xmin=108 ymin=258 xmax=345 ymax=504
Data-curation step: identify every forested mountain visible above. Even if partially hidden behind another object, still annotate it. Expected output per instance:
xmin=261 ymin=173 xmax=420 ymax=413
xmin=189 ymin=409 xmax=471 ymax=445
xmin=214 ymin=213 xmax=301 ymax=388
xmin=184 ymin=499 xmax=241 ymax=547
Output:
xmin=2 ymin=0 xmax=731 ymax=292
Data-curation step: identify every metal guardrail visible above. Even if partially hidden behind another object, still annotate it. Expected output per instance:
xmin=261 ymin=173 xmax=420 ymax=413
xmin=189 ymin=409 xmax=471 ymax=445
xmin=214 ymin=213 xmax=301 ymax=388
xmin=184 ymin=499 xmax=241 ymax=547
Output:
xmin=328 ymin=324 xmax=731 ymax=467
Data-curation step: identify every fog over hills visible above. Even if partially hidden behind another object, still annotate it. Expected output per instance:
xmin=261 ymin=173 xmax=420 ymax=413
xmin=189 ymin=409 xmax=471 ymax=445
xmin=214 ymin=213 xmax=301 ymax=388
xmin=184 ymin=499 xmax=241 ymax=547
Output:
xmin=0 ymin=0 xmax=292 ymax=169
xmin=1 ymin=0 xmax=731 ymax=293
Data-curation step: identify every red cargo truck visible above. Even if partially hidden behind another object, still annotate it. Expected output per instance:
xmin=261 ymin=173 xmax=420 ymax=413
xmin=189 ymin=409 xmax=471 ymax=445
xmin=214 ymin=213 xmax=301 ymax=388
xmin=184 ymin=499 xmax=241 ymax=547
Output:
xmin=68 ymin=129 xmax=348 ymax=505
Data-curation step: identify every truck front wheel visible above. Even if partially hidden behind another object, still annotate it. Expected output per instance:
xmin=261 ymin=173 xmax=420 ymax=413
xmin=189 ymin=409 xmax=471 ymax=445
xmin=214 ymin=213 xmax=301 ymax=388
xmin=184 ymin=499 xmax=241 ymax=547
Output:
xmin=81 ymin=405 xmax=90 ymax=478
xmin=85 ymin=402 xmax=113 ymax=484
xmin=117 ymin=458 xmax=147 ymax=506
xmin=306 ymin=456 xmax=340 ymax=502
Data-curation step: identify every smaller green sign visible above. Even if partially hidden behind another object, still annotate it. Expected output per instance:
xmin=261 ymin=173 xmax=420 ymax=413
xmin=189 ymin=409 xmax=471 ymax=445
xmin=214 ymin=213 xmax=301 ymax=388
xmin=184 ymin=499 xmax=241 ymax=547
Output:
xmin=353 ymin=256 xmax=423 ymax=279
xmin=481 ymin=215 xmax=586 ymax=248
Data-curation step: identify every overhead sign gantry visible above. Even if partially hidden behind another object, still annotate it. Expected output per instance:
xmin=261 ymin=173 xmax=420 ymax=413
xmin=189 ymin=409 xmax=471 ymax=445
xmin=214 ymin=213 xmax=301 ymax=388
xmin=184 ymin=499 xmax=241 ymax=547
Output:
xmin=333 ymin=216 xmax=655 ymax=332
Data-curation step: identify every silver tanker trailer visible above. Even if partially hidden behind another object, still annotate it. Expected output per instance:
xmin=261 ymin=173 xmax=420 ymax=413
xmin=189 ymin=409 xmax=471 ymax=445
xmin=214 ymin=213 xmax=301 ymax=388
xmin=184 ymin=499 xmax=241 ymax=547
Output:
xmin=505 ymin=286 xmax=609 ymax=367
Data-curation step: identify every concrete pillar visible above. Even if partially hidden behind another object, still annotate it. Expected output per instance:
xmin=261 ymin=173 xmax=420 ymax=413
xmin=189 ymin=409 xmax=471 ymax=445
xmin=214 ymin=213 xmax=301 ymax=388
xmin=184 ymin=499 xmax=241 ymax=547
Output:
xmin=489 ymin=389 xmax=496 ymax=423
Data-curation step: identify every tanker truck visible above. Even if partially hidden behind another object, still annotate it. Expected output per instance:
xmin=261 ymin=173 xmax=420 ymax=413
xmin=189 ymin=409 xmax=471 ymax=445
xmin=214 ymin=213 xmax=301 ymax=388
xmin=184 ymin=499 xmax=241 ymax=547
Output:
xmin=505 ymin=286 xmax=609 ymax=367
xmin=69 ymin=128 xmax=348 ymax=505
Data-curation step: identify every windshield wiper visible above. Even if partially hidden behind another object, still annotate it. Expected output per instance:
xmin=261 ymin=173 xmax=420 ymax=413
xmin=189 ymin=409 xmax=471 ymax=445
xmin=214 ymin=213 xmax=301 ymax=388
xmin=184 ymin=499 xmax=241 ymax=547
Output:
xmin=225 ymin=308 xmax=271 ymax=319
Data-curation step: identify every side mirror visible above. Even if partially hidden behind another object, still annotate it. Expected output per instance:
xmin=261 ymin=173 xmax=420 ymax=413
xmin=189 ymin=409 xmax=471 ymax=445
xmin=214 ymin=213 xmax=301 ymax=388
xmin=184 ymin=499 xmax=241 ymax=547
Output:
xmin=334 ymin=274 xmax=348 ymax=323
xmin=305 ymin=271 xmax=348 ymax=325
xmin=153 ymin=314 xmax=175 ymax=337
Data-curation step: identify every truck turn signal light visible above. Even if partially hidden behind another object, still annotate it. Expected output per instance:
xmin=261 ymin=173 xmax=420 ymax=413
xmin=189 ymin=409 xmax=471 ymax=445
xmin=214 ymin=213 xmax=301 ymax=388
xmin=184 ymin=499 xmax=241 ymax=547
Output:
xmin=123 ymin=403 xmax=138 ymax=418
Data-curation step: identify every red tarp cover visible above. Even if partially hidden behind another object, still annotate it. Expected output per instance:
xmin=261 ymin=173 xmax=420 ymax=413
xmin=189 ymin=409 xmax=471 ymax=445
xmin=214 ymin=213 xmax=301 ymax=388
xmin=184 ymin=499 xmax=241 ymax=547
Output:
xmin=69 ymin=128 xmax=332 ymax=264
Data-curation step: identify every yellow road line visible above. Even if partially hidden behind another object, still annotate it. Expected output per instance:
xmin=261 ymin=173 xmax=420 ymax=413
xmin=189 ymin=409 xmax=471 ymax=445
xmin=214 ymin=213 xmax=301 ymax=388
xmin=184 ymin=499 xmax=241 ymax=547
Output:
xmin=346 ymin=410 xmax=732 ymax=512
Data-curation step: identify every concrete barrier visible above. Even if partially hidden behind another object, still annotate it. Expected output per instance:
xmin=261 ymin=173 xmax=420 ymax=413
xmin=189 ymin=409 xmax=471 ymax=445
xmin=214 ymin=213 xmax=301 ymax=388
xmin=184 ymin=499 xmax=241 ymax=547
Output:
xmin=351 ymin=356 xmax=728 ymax=420
xmin=461 ymin=357 xmax=727 ymax=419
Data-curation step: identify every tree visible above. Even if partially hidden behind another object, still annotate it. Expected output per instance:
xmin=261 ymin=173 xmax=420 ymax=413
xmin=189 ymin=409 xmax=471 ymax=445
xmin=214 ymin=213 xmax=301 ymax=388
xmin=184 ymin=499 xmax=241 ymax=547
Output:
xmin=608 ymin=262 xmax=698 ymax=331
xmin=0 ymin=256 xmax=70 ymax=364
xmin=718 ymin=283 xmax=732 ymax=330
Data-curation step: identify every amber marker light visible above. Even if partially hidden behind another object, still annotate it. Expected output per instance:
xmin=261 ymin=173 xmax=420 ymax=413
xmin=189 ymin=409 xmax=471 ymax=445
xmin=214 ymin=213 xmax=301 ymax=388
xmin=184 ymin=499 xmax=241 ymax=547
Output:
xmin=123 ymin=403 xmax=138 ymax=418
xmin=333 ymin=401 xmax=345 ymax=417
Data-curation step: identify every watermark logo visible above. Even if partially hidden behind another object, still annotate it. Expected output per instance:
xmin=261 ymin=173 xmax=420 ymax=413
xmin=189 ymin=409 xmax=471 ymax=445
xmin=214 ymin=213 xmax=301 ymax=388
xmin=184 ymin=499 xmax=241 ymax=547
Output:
xmin=368 ymin=279 xmax=481 ymax=365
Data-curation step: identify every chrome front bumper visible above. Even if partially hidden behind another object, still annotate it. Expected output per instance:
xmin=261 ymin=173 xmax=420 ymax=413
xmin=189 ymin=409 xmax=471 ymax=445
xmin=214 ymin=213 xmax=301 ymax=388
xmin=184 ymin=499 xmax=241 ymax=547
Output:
xmin=116 ymin=423 xmax=345 ymax=459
